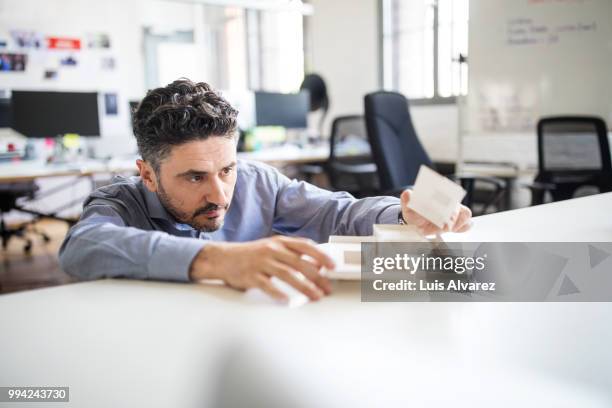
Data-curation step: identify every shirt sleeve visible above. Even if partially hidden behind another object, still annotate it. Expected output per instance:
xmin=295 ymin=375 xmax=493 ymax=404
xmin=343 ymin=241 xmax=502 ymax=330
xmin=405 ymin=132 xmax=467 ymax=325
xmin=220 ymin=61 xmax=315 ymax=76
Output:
xmin=58 ymin=204 xmax=206 ymax=282
xmin=272 ymin=172 xmax=401 ymax=243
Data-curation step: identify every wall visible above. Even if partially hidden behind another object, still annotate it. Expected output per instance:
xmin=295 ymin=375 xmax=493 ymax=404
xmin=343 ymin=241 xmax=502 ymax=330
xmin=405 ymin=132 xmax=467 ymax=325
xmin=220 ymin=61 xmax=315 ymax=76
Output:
xmin=0 ymin=0 xmax=200 ymax=157
xmin=307 ymin=0 xmax=380 ymax=127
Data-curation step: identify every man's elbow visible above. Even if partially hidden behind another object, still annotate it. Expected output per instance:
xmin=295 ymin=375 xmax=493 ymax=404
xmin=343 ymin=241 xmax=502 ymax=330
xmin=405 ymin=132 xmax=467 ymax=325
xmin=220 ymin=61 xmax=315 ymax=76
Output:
xmin=58 ymin=237 xmax=96 ymax=281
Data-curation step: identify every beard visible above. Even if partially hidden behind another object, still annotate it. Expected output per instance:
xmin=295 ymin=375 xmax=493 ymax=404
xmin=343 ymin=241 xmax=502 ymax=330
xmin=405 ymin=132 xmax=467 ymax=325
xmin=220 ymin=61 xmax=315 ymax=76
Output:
xmin=157 ymin=181 xmax=229 ymax=232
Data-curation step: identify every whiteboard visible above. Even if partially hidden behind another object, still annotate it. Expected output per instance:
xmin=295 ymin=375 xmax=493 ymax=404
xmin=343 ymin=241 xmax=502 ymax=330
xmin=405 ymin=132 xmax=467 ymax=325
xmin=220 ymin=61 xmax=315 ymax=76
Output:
xmin=467 ymin=0 xmax=612 ymax=135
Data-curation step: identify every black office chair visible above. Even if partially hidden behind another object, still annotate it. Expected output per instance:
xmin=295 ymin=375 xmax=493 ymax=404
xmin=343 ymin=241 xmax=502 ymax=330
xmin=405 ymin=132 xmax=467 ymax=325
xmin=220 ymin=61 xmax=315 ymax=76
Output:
xmin=0 ymin=181 xmax=49 ymax=253
xmin=526 ymin=116 xmax=612 ymax=205
xmin=325 ymin=115 xmax=379 ymax=197
xmin=364 ymin=91 xmax=506 ymax=214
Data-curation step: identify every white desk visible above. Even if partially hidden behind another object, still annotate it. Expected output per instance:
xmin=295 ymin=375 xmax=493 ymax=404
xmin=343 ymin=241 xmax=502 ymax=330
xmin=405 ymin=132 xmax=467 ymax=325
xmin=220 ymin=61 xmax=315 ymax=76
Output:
xmin=0 ymin=158 xmax=137 ymax=183
xmin=445 ymin=191 xmax=612 ymax=242
xmin=1 ymin=195 xmax=612 ymax=407
xmin=237 ymin=143 xmax=331 ymax=166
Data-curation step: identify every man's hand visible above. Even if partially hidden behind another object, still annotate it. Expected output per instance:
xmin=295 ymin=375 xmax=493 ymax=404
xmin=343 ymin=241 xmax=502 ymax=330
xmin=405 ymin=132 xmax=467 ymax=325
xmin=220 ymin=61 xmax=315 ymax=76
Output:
xmin=400 ymin=190 xmax=472 ymax=236
xmin=189 ymin=236 xmax=335 ymax=302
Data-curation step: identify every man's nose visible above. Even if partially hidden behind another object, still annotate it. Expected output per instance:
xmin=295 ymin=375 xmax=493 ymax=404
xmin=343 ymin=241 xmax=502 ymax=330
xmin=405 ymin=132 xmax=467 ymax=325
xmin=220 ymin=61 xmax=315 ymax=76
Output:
xmin=207 ymin=176 xmax=228 ymax=207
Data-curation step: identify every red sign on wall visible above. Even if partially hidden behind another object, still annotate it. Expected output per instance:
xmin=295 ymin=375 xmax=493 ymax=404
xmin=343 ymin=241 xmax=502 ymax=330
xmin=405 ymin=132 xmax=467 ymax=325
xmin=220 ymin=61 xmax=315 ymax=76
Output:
xmin=47 ymin=37 xmax=81 ymax=50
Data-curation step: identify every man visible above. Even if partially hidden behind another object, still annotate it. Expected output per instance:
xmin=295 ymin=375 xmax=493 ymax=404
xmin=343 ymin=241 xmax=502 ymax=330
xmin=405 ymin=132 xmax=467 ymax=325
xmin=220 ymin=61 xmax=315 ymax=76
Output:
xmin=59 ymin=79 xmax=472 ymax=301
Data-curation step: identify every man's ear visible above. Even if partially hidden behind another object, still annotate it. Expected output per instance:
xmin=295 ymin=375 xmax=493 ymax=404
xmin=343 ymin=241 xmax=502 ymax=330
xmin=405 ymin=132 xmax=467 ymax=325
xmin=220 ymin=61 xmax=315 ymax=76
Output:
xmin=136 ymin=159 xmax=158 ymax=192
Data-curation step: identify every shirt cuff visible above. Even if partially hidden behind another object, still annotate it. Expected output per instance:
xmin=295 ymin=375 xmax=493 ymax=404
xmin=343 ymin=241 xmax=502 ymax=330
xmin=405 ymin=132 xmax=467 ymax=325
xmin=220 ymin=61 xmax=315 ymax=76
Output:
xmin=147 ymin=234 xmax=207 ymax=282
xmin=377 ymin=203 xmax=402 ymax=225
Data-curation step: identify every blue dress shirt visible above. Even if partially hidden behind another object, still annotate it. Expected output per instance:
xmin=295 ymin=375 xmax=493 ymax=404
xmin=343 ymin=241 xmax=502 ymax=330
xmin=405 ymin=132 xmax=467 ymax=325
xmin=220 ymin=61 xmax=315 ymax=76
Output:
xmin=59 ymin=160 xmax=401 ymax=282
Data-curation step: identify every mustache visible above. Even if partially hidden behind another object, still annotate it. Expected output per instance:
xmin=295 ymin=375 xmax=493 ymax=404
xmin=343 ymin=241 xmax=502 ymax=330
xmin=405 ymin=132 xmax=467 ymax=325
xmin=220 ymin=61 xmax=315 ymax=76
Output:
xmin=193 ymin=203 xmax=229 ymax=217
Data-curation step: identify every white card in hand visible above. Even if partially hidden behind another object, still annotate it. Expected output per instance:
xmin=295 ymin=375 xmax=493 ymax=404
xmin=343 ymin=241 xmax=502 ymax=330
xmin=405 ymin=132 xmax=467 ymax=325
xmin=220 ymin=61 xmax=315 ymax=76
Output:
xmin=407 ymin=165 xmax=466 ymax=228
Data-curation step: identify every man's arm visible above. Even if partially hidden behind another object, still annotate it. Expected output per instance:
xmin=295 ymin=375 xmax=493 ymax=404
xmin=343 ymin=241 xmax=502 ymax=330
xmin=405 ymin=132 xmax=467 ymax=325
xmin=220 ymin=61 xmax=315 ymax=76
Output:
xmin=272 ymin=174 xmax=401 ymax=242
xmin=60 ymin=200 xmax=336 ymax=301
xmin=59 ymin=205 xmax=205 ymax=282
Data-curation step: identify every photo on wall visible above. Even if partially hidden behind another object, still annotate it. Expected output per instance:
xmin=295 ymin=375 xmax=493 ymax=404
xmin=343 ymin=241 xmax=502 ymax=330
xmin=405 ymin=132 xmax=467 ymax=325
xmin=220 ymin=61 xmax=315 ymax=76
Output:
xmin=10 ymin=30 xmax=44 ymax=48
xmin=59 ymin=55 xmax=78 ymax=66
xmin=0 ymin=53 xmax=27 ymax=71
xmin=104 ymin=93 xmax=118 ymax=115
xmin=87 ymin=33 xmax=111 ymax=49
xmin=44 ymin=69 xmax=58 ymax=80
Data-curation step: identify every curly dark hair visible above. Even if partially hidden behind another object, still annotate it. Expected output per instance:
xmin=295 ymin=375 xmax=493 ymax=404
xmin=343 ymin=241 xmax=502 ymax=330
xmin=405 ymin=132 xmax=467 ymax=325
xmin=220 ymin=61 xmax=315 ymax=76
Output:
xmin=132 ymin=78 xmax=238 ymax=172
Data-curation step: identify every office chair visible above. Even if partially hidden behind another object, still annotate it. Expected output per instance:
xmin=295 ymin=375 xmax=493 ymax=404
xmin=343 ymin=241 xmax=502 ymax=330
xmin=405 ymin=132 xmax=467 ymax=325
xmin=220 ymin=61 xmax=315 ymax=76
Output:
xmin=325 ymin=115 xmax=379 ymax=197
xmin=0 ymin=181 xmax=49 ymax=253
xmin=526 ymin=116 xmax=612 ymax=205
xmin=364 ymin=91 xmax=506 ymax=214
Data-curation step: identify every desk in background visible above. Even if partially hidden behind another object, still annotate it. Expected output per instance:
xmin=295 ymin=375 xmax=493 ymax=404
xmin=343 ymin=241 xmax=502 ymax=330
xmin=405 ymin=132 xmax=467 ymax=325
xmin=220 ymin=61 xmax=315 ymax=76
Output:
xmin=1 ymin=193 xmax=611 ymax=407
xmin=0 ymin=158 xmax=139 ymax=223
xmin=0 ymin=149 xmax=534 ymax=219
xmin=0 ymin=147 xmax=524 ymax=184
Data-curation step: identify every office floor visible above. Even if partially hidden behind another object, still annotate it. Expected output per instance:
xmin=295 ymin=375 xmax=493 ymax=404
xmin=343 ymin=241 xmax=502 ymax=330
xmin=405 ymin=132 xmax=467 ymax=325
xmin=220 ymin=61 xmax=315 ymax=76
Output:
xmin=0 ymin=220 xmax=74 ymax=295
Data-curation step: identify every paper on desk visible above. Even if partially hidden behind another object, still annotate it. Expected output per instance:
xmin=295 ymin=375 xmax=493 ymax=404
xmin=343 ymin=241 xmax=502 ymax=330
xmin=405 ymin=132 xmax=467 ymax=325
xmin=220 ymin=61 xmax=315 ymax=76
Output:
xmin=407 ymin=165 xmax=466 ymax=228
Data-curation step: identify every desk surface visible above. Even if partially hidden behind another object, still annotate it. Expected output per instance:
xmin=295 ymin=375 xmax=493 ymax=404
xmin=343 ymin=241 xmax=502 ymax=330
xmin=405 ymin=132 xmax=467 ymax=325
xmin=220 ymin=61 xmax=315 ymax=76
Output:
xmin=0 ymin=158 xmax=138 ymax=183
xmin=237 ymin=143 xmax=331 ymax=165
xmin=445 ymin=191 xmax=612 ymax=242
xmin=1 ymin=193 xmax=611 ymax=407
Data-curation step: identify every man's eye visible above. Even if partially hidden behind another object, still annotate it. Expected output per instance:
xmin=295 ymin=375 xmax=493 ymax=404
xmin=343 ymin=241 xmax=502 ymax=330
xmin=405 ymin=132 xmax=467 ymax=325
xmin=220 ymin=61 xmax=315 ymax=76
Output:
xmin=189 ymin=175 xmax=203 ymax=182
xmin=222 ymin=167 xmax=233 ymax=176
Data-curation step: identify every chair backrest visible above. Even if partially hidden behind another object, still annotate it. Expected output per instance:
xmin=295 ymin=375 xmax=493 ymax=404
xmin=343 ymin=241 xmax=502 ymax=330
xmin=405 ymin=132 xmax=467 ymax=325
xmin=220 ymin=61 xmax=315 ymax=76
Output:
xmin=537 ymin=116 xmax=611 ymax=180
xmin=364 ymin=91 xmax=432 ymax=190
xmin=329 ymin=115 xmax=370 ymax=161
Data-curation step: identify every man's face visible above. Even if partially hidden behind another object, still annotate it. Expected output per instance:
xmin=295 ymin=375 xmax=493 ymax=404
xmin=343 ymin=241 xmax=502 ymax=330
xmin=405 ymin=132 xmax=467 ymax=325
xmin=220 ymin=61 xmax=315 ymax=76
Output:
xmin=145 ymin=137 xmax=238 ymax=232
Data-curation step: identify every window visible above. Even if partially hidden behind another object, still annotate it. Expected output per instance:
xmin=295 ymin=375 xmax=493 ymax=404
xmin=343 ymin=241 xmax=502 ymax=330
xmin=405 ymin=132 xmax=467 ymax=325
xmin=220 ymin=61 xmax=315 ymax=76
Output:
xmin=256 ymin=10 xmax=305 ymax=93
xmin=203 ymin=5 xmax=304 ymax=92
xmin=145 ymin=4 xmax=304 ymax=93
xmin=381 ymin=0 xmax=469 ymax=103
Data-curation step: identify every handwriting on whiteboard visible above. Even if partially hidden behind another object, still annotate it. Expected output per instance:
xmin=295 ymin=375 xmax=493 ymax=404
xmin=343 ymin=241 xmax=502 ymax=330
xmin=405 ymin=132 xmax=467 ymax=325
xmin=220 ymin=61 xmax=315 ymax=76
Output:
xmin=507 ymin=17 xmax=597 ymax=46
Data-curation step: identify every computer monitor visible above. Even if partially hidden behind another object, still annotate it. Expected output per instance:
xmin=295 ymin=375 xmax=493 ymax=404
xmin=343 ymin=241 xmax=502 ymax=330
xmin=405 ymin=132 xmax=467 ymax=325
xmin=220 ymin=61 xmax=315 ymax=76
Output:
xmin=11 ymin=91 xmax=100 ymax=137
xmin=255 ymin=91 xmax=309 ymax=129
xmin=0 ymin=98 xmax=11 ymax=128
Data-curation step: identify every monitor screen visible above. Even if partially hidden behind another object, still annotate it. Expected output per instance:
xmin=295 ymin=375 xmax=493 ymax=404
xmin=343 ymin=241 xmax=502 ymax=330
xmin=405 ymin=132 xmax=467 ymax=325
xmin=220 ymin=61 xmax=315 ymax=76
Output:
xmin=255 ymin=91 xmax=308 ymax=129
xmin=11 ymin=91 xmax=100 ymax=137
xmin=0 ymin=98 xmax=11 ymax=128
